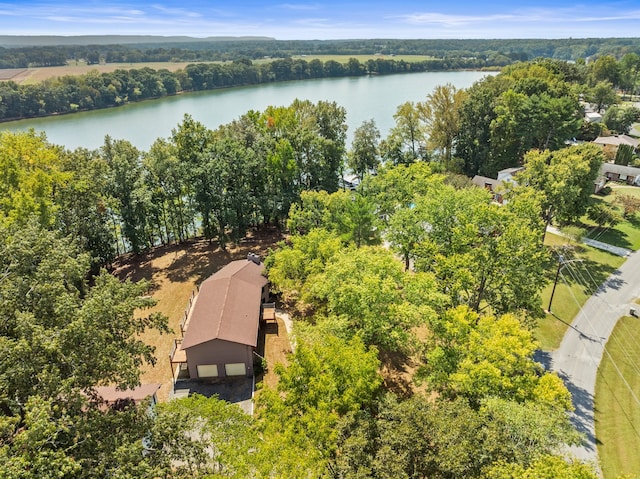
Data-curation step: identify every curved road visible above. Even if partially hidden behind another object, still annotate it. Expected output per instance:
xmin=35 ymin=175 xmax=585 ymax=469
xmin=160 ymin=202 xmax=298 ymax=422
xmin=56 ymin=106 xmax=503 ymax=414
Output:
xmin=549 ymin=249 xmax=640 ymax=467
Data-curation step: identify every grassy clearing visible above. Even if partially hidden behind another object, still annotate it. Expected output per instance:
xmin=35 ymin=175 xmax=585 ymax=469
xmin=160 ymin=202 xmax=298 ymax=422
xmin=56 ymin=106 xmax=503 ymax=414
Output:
xmin=570 ymin=186 xmax=640 ymax=251
xmin=595 ymin=316 xmax=640 ymax=479
xmin=536 ymin=232 xmax=625 ymax=350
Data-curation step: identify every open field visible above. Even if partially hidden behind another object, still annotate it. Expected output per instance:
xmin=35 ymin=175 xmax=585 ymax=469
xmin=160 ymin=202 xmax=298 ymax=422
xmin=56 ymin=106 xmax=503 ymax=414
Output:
xmin=1 ymin=61 xmax=200 ymax=84
xmin=536 ymin=232 xmax=625 ymax=350
xmin=595 ymin=316 xmax=640 ymax=479
xmin=1 ymin=55 xmax=437 ymax=84
xmin=112 ymin=228 xmax=285 ymax=402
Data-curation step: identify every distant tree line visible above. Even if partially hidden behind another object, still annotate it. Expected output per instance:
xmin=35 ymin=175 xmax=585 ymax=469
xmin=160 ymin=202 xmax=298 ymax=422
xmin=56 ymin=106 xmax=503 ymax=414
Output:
xmin=2 ymin=37 xmax=640 ymax=68
xmin=0 ymin=56 xmax=484 ymax=121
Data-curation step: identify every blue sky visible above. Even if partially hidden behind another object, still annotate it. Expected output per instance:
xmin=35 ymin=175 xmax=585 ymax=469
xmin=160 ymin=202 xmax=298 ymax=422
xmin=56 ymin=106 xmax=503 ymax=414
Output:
xmin=1 ymin=0 xmax=639 ymax=39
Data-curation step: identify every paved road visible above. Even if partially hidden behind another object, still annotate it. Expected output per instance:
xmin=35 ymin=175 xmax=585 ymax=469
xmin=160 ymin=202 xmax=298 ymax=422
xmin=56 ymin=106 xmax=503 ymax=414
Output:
xmin=549 ymin=249 xmax=640 ymax=467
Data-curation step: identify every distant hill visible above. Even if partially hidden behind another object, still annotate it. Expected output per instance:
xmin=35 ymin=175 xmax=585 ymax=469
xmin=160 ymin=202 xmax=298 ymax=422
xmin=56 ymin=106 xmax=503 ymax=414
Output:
xmin=0 ymin=35 xmax=275 ymax=47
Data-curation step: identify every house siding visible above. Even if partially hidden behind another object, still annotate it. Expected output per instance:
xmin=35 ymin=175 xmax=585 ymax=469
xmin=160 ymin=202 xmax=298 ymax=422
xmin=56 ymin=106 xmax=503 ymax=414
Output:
xmin=186 ymin=339 xmax=254 ymax=379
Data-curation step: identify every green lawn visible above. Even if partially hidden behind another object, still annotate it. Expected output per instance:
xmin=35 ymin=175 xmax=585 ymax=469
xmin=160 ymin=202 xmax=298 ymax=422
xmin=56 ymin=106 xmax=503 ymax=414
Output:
xmin=595 ymin=316 xmax=640 ymax=479
xmin=536 ymin=233 xmax=625 ymax=350
xmin=571 ymin=186 xmax=640 ymax=251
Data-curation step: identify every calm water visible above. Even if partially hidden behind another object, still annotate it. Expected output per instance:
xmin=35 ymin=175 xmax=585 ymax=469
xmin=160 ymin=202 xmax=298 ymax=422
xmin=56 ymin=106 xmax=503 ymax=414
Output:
xmin=1 ymin=71 xmax=491 ymax=151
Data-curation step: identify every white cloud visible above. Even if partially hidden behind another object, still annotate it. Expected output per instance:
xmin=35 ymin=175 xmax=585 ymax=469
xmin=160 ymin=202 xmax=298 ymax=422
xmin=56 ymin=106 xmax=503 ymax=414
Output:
xmin=278 ymin=3 xmax=321 ymax=11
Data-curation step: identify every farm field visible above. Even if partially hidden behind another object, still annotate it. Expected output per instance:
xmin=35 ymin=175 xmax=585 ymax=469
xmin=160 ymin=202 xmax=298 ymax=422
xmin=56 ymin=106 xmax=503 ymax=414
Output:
xmin=1 ymin=54 xmax=438 ymax=84
xmin=1 ymin=61 xmax=202 ymax=84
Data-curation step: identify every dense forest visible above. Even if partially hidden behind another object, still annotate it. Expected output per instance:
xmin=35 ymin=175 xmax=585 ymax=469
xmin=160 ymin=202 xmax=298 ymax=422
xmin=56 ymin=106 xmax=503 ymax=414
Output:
xmin=2 ymin=36 xmax=640 ymax=67
xmin=0 ymin=57 xmax=637 ymax=477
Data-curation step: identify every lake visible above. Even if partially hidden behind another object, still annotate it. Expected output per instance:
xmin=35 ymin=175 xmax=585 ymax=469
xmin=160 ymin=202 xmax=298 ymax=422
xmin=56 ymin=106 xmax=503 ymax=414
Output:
xmin=0 ymin=70 xmax=491 ymax=151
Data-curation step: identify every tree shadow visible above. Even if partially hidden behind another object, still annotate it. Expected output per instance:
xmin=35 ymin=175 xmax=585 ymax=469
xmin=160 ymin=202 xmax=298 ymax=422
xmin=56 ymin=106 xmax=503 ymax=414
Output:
xmin=378 ymin=350 xmax=423 ymax=399
xmin=554 ymin=369 xmax=601 ymax=452
xmin=546 ymin=243 xmax=624 ymax=297
xmin=164 ymin=227 xmax=284 ymax=285
xmin=585 ymin=226 xmax=632 ymax=250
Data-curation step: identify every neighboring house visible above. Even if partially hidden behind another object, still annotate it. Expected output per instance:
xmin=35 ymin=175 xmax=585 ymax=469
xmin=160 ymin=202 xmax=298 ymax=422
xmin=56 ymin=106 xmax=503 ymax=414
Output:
xmin=593 ymin=135 xmax=640 ymax=149
xmin=585 ymin=111 xmax=602 ymax=123
xmin=472 ymin=167 xmax=524 ymax=203
xmin=596 ymin=163 xmax=640 ymax=192
xmin=93 ymin=383 xmax=161 ymax=408
xmin=170 ymin=254 xmax=270 ymax=381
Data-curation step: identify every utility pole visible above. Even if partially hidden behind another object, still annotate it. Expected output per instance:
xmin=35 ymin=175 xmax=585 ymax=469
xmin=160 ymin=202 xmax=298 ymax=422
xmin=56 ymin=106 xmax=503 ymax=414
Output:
xmin=548 ymin=254 xmax=564 ymax=313
xmin=547 ymin=251 xmax=582 ymax=314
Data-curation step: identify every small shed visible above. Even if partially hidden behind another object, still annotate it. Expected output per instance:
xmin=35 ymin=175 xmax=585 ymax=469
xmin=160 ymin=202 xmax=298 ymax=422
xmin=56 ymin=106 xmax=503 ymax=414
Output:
xmin=171 ymin=256 xmax=269 ymax=380
xmin=93 ymin=383 xmax=161 ymax=409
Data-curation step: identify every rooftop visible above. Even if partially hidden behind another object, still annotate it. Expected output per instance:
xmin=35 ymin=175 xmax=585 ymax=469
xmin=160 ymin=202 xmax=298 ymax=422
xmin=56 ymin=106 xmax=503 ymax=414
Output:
xmin=181 ymin=259 xmax=267 ymax=350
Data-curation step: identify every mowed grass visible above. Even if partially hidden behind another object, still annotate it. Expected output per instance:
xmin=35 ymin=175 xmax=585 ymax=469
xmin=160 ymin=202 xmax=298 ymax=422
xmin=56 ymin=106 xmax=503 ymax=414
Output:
xmin=595 ymin=315 xmax=640 ymax=479
xmin=575 ymin=186 xmax=640 ymax=251
xmin=536 ymin=232 xmax=625 ymax=350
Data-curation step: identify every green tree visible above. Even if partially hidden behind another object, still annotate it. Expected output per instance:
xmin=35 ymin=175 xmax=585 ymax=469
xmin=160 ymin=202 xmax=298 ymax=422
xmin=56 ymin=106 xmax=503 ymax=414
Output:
xmin=385 ymin=205 xmax=428 ymax=270
xmin=171 ymin=115 xmax=216 ymax=240
xmin=414 ymin=184 xmax=547 ymax=315
xmin=518 ymin=143 xmax=604 ymax=232
xmin=256 ymin=334 xmax=382 ymax=477
xmin=148 ymin=394 xmax=256 ymax=478
xmin=420 ymin=83 xmax=467 ymax=166
xmin=348 ymin=119 xmax=380 ymax=180
xmin=486 ymin=455 xmax=598 ymax=479
xmin=56 ymin=149 xmax=116 ymax=271
xmin=265 ymin=228 xmax=343 ymax=307
xmin=589 ymin=80 xmax=619 ymax=113
xmin=421 ymin=306 xmax=572 ymax=408
xmin=305 ymin=246 xmax=441 ymax=352
xmin=588 ymin=55 xmax=621 ymax=87
xmin=0 ymin=130 xmax=67 ymax=228
xmin=101 ymin=136 xmax=150 ymax=253
xmin=0 ymin=220 xmax=168 ymax=475
xmin=603 ymin=105 xmax=640 ymax=135
xmin=143 ymin=138 xmax=194 ymax=244
xmin=385 ymin=101 xmax=425 ymax=162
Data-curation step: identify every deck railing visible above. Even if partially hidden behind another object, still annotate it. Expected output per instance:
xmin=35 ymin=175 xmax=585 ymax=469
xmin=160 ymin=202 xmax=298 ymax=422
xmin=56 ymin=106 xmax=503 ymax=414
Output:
xmin=179 ymin=288 xmax=198 ymax=336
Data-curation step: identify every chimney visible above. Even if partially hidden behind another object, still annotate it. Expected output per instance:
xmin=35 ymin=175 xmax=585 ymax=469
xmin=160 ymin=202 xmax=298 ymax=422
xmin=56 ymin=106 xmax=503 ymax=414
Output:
xmin=247 ymin=252 xmax=261 ymax=265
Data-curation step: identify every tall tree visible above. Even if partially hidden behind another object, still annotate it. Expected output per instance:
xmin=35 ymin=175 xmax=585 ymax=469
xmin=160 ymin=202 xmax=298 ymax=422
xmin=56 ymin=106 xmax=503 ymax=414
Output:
xmin=517 ymin=143 xmax=604 ymax=235
xmin=420 ymin=83 xmax=467 ymax=166
xmin=101 ymin=136 xmax=150 ymax=253
xmin=348 ymin=119 xmax=380 ymax=180
xmin=0 ymin=220 xmax=168 ymax=475
xmin=0 ymin=130 xmax=67 ymax=228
